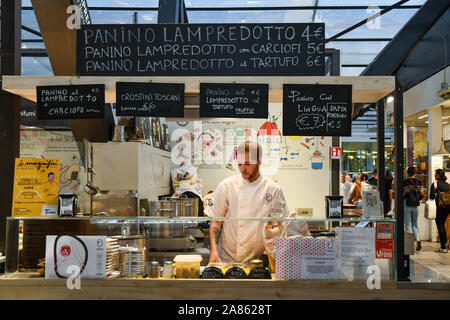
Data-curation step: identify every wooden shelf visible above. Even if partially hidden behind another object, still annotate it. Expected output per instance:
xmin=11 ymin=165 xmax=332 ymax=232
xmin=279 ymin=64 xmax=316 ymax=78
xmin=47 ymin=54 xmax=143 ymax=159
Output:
xmin=2 ymin=75 xmax=395 ymax=105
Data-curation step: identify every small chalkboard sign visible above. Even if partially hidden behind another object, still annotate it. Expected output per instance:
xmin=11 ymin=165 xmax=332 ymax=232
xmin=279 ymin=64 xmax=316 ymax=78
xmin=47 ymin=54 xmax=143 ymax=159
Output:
xmin=116 ymin=82 xmax=184 ymax=117
xmin=36 ymin=84 xmax=105 ymax=120
xmin=282 ymin=84 xmax=352 ymax=137
xmin=224 ymin=267 xmax=248 ymax=279
xmin=200 ymin=83 xmax=268 ymax=118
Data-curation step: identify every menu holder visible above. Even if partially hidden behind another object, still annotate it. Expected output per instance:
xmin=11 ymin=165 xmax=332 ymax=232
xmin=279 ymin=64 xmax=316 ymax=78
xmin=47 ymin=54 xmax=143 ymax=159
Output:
xmin=362 ymin=190 xmax=384 ymax=218
xmin=200 ymin=83 xmax=268 ymax=118
xmin=36 ymin=84 xmax=105 ymax=120
xmin=282 ymin=84 xmax=352 ymax=137
xmin=325 ymin=196 xmax=343 ymax=219
xmin=116 ymin=82 xmax=184 ymax=117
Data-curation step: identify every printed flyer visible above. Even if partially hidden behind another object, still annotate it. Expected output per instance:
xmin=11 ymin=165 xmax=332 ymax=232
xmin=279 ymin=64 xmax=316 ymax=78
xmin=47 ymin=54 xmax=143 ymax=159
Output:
xmin=12 ymin=158 xmax=60 ymax=217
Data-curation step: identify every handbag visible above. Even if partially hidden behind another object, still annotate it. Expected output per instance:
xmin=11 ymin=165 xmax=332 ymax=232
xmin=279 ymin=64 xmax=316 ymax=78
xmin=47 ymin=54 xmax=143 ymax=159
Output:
xmin=425 ymin=199 xmax=436 ymax=220
xmin=425 ymin=182 xmax=437 ymax=220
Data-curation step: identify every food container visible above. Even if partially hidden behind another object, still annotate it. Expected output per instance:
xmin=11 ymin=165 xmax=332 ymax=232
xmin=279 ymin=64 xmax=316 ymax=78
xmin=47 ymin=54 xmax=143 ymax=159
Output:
xmin=162 ymin=261 xmax=174 ymax=278
xmin=113 ymin=235 xmax=148 ymax=276
xmin=249 ymin=259 xmax=264 ymax=269
xmin=149 ymin=261 xmax=160 ymax=278
xmin=174 ymin=255 xmax=202 ymax=279
xmin=119 ymin=247 xmax=145 ymax=278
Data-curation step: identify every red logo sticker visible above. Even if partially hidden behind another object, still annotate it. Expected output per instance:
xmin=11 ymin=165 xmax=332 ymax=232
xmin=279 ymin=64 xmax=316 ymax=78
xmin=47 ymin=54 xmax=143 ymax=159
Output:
xmin=60 ymin=245 xmax=71 ymax=257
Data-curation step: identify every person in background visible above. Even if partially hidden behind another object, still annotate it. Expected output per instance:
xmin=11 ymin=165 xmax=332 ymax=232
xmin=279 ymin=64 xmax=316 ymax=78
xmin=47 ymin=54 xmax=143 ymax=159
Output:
xmin=360 ymin=173 xmax=371 ymax=190
xmin=430 ymin=169 xmax=450 ymax=253
xmin=368 ymin=169 xmax=378 ymax=187
xmin=384 ymin=170 xmax=394 ymax=215
xmin=349 ymin=173 xmax=363 ymax=204
xmin=346 ymin=174 xmax=353 ymax=184
xmin=341 ymin=173 xmax=352 ymax=204
xmin=404 ymin=166 xmax=423 ymax=251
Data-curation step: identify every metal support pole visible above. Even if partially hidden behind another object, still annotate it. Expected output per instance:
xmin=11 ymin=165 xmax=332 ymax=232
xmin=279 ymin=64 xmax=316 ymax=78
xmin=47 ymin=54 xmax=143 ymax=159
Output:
xmin=394 ymin=78 xmax=407 ymax=281
xmin=376 ymin=100 xmax=386 ymax=213
xmin=0 ymin=0 xmax=21 ymax=271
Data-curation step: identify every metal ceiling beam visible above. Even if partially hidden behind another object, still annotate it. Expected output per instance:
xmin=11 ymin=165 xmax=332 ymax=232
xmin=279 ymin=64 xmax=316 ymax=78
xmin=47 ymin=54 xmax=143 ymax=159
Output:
xmin=46 ymin=5 xmax=423 ymax=11
xmin=326 ymin=0 xmax=411 ymax=43
xmin=361 ymin=0 xmax=450 ymax=76
xmin=21 ymin=25 xmax=42 ymax=37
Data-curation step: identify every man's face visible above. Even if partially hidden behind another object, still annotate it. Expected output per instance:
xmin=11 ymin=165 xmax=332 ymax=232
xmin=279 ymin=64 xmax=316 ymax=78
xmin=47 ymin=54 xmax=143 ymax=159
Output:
xmin=48 ymin=174 xmax=54 ymax=183
xmin=237 ymin=152 xmax=260 ymax=182
xmin=341 ymin=174 xmax=346 ymax=183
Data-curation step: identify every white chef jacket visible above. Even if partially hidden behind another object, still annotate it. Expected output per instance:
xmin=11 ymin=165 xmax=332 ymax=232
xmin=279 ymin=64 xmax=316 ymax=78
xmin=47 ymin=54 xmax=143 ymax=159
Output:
xmin=205 ymin=174 xmax=289 ymax=263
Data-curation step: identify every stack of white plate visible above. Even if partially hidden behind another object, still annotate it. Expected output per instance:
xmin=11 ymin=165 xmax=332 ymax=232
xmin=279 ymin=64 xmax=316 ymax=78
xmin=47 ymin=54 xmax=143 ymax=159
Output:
xmin=106 ymin=238 xmax=120 ymax=275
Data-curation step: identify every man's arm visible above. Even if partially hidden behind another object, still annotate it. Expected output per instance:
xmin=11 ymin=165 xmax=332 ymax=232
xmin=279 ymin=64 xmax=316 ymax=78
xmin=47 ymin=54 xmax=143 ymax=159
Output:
xmin=209 ymin=221 xmax=223 ymax=262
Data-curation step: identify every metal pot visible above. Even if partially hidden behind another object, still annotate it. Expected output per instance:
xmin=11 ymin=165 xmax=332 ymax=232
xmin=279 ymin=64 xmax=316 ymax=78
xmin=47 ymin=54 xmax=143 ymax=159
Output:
xmin=170 ymin=197 xmax=199 ymax=217
xmin=148 ymin=200 xmax=183 ymax=238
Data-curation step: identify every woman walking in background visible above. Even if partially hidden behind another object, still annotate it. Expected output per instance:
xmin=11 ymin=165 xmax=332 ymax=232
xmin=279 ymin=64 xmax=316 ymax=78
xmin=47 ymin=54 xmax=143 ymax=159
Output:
xmin=430 ymin=169 xmax=450 ymax=253
xmin=404 ymin=167 xmax=423 ymax=251
xmin=384 ymin=170 xmax=394 ymax=215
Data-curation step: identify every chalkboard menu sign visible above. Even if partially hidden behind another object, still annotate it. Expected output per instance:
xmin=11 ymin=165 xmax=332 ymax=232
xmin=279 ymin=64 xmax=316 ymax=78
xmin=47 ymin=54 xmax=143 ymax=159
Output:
xmin=76 ymin=23 xmax=325 ymax=76
xmin=116 ymin=82 xmax=184 ymax=117
xmin=36 ymin=84 xmax=105 ymax=120
xmin=200 ymin=83 xmax=268 ymax=118
xmin=282 ymin=84 xmax=352 ymax=137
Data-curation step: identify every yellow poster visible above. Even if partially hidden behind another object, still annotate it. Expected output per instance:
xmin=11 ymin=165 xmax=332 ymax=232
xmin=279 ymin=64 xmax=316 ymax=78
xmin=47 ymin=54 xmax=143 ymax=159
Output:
xmin=414 ymin=128 xmax=427 ymax=158
xmin=12 ymin=158 xmax=60 ymax=217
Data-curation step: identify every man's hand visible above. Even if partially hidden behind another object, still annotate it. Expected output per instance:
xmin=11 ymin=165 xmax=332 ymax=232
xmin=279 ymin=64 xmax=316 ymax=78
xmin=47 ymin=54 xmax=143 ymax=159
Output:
xmin=209 ymin=249 xmax=220 ymax=263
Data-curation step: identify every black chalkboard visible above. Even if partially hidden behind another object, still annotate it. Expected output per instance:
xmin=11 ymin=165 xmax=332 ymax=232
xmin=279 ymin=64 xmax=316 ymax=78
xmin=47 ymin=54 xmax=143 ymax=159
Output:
xmin=116 ymin=82 xmax=184 ymax=117
xmin=200 ymin=83 xmax=268 ymax=118
xmin=76 ymin=23 xmax=325 ymax=76
xmin=36 ymin=84 xmax=105 ymax=120
xmin=282 ymin=84 xmax=352 ymax=137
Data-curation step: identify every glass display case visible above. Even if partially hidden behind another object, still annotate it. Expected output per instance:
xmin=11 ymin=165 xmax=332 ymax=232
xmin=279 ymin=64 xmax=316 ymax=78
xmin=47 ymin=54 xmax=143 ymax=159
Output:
xmin=5 ymin=215 xmax=398 ymax=281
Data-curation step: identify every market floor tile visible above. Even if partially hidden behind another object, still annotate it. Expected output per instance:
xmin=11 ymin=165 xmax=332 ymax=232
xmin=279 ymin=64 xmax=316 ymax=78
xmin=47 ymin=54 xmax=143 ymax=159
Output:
xmin=410 ymin=241 xmax=450 ymax=282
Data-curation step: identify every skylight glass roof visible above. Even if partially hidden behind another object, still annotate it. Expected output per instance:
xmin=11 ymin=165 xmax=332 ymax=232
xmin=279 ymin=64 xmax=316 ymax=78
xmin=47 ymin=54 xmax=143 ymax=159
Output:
xmin=20 ymin=0 xmax=426 ymax=76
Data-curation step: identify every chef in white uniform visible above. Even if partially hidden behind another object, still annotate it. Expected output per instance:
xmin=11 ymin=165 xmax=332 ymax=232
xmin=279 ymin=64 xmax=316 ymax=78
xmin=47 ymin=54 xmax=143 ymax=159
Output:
xmin=205 ymin=141 xmax=289 ymax=263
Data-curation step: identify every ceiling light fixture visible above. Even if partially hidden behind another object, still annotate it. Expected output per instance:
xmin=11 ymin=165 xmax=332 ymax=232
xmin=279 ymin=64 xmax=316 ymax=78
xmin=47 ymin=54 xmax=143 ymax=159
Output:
xmin=418 ymin=114 xmax=428 ymax=119
xmin=432 ymin=106 xmax=449 ymax=156
xmin=386 ymin=96 xmax=394 ymax=103
xmin=432 ymin=27 xmax=449 ymax=100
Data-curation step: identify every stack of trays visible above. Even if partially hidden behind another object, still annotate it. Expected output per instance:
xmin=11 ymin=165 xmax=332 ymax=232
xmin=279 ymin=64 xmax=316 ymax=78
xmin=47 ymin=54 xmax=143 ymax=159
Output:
xmin=106 ymin=238 xmax=120 ymax=275
xmin=119 ymin=246 xmax=146 ymax=278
